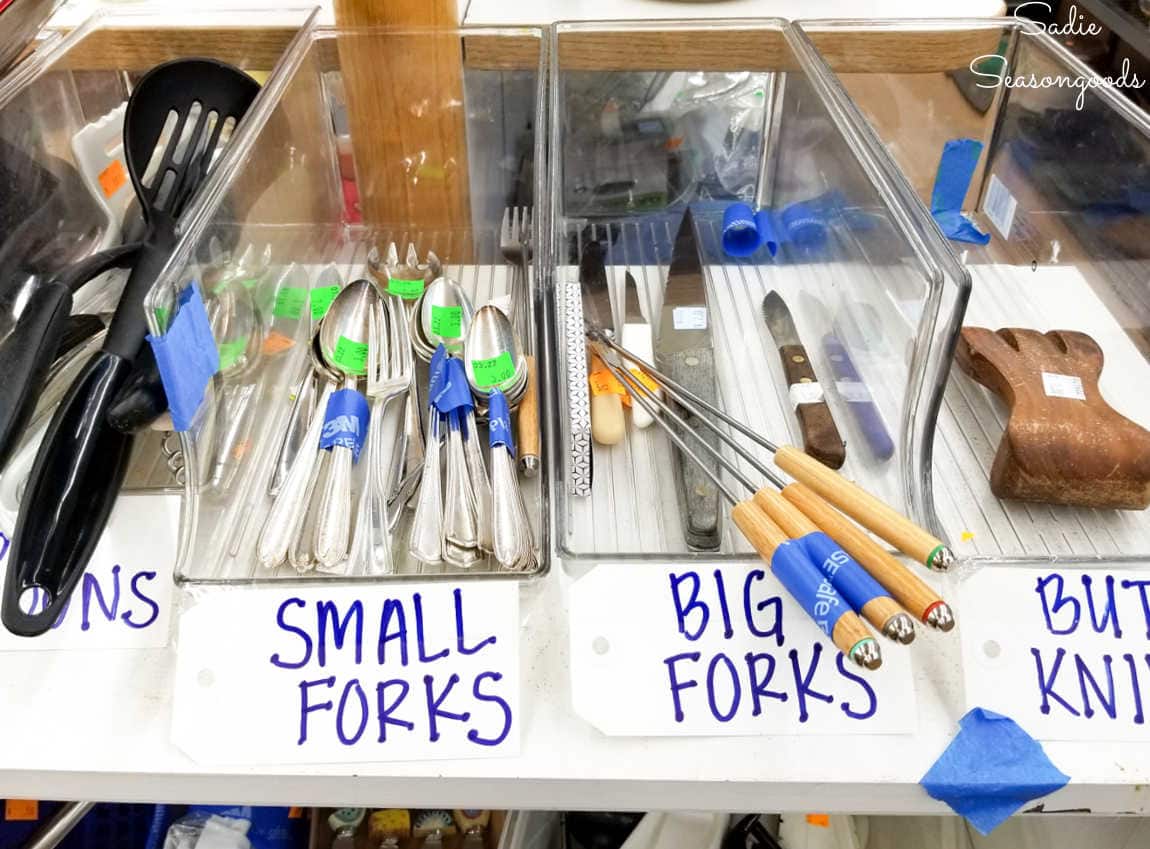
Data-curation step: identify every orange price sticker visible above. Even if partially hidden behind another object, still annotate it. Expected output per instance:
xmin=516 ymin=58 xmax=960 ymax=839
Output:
xmin=589 ymin=368 xmax=626 ymax=398
xmin=288 ymin=807 xmax=304 ymax=819
xmin=805 ymin=814 xmax=830 ymax=828
xmin=5 ymin=800 xmax=39 ymax=821
xmin=98 ymin=159 xmax=128 ymax=198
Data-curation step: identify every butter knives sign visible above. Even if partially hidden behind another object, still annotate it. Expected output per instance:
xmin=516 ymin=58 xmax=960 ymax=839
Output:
xmin=655 ymin=209 xmax=722 ymax=551
xmin=762 ymin=291 xmax=846 ymax=470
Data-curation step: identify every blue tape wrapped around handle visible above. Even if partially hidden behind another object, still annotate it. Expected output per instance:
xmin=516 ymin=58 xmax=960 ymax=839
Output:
xmin=779 ymin=201 xmax=827 ymax=249
xmin=769 ymin=538 xmax=850 ymax=639
xmin=822 ymin=333 xmax=895 ymax=460
xmin=319 ymin=388 xmax=370 ymax=462
xmin=435 ymin=356 xmax=474 ymax=414
xmin=429 ymin=343 xmax=448 ymax=402
xmin=148 ymin=281 xmax=219 ymax=432
xmin=931 ymin=138 xmax=991 ymax=245
xmin=488 ymin=388 xmax=514 ymax=457
xmin=799 ymin=531 xmax=888 ymax=614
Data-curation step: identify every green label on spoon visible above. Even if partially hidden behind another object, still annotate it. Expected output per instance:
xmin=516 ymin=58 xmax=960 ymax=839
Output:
xmin=217 ymin=338 xmax=246 ymax=372
xmin=431 ymin=304 xmax=462 ymax=339
xmin=310 ymin=285 xmax=340 ymax=320
xmin=333 ymin=335 xmax=369 ymax=375
xmin=388 ymin=277 xmax=424 ymax=299
xmin=273 ymin=286 xmax=307 ymax=320
xmin=471 ymin=350 xmax=516 ymax=388
xmin=154 ymin=306 xmax=169 ymax=330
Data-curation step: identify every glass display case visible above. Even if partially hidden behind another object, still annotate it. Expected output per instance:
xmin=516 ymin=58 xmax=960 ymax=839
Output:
xmin=798 ymin=18 xmax=1150 ymax=564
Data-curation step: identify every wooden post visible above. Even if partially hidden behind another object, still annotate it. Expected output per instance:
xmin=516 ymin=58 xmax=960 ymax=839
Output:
xmin=332 ymin=0 xmax=471 ymax=231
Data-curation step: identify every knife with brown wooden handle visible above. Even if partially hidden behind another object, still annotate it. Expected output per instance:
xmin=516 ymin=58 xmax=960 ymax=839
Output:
xmin=762 ymin=290 xmax=846 ymax=470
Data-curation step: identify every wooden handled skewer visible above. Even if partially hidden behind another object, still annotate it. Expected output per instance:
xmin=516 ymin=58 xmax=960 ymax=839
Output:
xmin=592 ymin=331 xmax=955 ymax=572
xmin=596 ymin=350 xmax=885 ymax=667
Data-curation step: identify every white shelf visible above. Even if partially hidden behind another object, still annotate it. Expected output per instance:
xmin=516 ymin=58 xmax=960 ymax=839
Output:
xmin=1 ymin=561 xmax=1149 ymax=813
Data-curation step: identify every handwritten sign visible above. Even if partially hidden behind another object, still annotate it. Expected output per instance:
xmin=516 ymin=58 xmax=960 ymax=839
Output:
xmin=961 ymin=567 xmax=1150 ymax=740
xmin=172 ymin=582 xmax=520 ymax=764
xmin=0 ymin=494 xmax=177 ymax=651
xmin=569 ymin=565 xmax=916 ymax=736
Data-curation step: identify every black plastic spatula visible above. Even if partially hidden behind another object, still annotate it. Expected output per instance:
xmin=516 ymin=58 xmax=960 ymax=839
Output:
xmin=2 ymin=59 xmax=259 ymax=636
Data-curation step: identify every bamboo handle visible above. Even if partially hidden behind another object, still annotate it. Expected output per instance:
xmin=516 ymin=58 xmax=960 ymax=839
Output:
xmin=780 ymin=482 xmax=944 ymax=622
xmin=774 ymin=444 xmax=946 ymax=568
xmin=831 ymin=610 xmax=875 ymax=659
xmin=517 ymin=354 xmax=540 ymax=474
xmin=731 ymin=500 xmax=789 ymax=557
xmin=589 ymin=351 xmax=625 ymax=446
xmin=733 ymin=500 xmax=876 ymax=663
xmin=861 ymin=595 xmax=909 ymax=637
xmin=753 ymin=487 xmax=819 ymax=537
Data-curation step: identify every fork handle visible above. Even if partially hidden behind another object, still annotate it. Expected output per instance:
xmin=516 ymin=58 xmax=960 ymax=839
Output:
xmin=517 ymin=354 xmax=540 ymax=476
xmin=315 ymin=377 xmax=358 ymax=569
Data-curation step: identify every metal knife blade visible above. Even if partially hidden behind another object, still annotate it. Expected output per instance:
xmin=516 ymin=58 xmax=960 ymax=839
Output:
xmin=579 ymin=239 xmax=614 ymax=337
xmin=655 ymin=208 xmax=721 ymax=551
xmin=762 ymin=290 xmax=846 ymax=469
xmin=622 ymin=271 xmax=645 ymax=325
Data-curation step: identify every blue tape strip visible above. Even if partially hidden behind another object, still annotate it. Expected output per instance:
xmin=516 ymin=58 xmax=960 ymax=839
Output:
xmin=753 ymin=209 xmax=778 ymax=256
xmin=488 ymin=388 xmax=514 ymax=456
xmin=769 ymin=538 xmax=849 ymax=639
xmin=148 ymin=281 xmax=219 ymax=432
xmin=434 ymin=356 xmax=474 ymax=414
xmin=319 ymin=388 xmax=370 ymax=461
xmin=921 ymin=707 xmax=1070 ymax=835
xmin=931 ymin=138 xmax=990 ymax=245
xmin=799 ymin=531 xmax=887 ymax=613
xmin=429 ymin=344 xmax=448 ymax=401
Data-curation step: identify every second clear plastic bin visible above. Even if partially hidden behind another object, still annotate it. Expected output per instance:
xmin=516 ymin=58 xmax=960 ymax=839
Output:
xmin=147 ymin=25 xmax=548 ymax=584
xmin=798 ymin=18 xmax=1150 ymax=564
xmin=548 ymin=20 xmax=970 ymax=572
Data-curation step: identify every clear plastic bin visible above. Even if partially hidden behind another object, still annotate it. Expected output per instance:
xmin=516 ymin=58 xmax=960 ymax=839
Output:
xmin=0 ymin=8 xmax=317 ymax=526
xmin=548 ymin=20 xmax=970 ymax=572
xmin=145 ymin=25 xmax=549 ymax=583
xmin=797 ymin=18 xmax=1150 ymax=564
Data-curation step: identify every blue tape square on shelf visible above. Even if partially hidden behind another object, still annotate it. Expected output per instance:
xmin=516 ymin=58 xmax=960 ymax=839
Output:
xmin=148 ymin=281 xmax=219 ymax=432
xmin=920 ymin=707 xmax=1070 ymax=835
xmin=931 ymin=138 xmax=991 ymax=245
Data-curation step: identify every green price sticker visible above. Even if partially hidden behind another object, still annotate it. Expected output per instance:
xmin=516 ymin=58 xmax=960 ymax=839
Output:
xmin=431 ymin=304 xmax=462 ymax=339
xmin=310 ymin=285 xmax=340 ymax=321
xmin=388 ymin=277 xmax=425 ymax=299
xmin=240 ymin=277 xmax=260 ymax=290
xmin=333 ymin=334 xmax=369 ymax=375
xmin=470 ymin=350 xmax=516 ymax=388
xmin=218 ymin=337 xmax=247 ymax=372
xmin=154 ymin=306 xmax=170 ymax=330
xmin=273 ymin=286 xmax=308 ymax=320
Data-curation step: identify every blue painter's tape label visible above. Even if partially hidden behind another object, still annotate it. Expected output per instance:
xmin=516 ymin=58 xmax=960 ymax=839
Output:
xmin=319 ymin=389 xmax=370 ymax=462
xmin=799 ymin=531 xmax=887 ymax=613
xmin=434 ymin=357 xmax=474 ymax=414
xmin=429 ymin=344 xmax=448 ymax=400
xmin=770 ymin=538 xmax=848 ymax=638
xmin=488 ymin=388 xmax=514 ymax=456
xmin=149 ymin=281 xmax=219 ymax=432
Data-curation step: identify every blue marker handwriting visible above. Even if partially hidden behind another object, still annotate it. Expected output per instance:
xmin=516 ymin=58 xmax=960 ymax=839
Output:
xmin=269 ymin=587 xmax=513 ymax=750
xmin=664 ymin=569 xmax=878 ymax=725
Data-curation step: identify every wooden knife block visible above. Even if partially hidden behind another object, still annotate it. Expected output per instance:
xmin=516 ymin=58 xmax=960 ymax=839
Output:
xmin=955 ymin=327 xmax=1150 ymax=510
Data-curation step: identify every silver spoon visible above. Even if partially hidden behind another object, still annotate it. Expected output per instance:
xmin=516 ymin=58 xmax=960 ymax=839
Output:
xmin=465 ymin=305 xmax=527 ymax=402
xmin=313 ymin=279 xmax=378 ymax=570
xmin=420 ymin=276 xmax=475 ymax=356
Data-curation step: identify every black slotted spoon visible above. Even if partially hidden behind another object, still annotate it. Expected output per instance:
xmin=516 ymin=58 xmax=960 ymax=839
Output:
xmin=2 ymin=58 xmax=260 ymax=637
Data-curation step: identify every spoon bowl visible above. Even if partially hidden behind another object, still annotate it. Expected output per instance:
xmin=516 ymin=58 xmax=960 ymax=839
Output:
xmin=464 ymin=304 xmax=527 ymax=405
xmin=420 ymin=276 xmax=474 ymax=356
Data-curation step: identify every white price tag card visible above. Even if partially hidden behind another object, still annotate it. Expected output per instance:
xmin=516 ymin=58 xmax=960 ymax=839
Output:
xmin=173 ymin=582 xmax=520 ymax=764
xmin=960 ymin=568 xmax=1150 ymax=740
xmin=570 ymin=565 xmax=916 ymax=736
xmin=672 ymin=306 xmax=707 ymax=330
xmin=1041 ymin=372 xmax=1086 ymax=401
xmin=0 ymin=494 xmax=177 ymax=651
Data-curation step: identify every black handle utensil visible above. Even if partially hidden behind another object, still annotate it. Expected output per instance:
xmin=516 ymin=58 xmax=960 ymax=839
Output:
xmin=2 ymin=58 xmax=260 ymax=637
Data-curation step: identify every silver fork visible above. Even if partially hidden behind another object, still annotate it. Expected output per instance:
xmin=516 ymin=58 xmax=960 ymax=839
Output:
xmin=500 ymin=207 xmax=540 ymax=476
xmin=353 ymin=295 xmax=413 ymax=575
